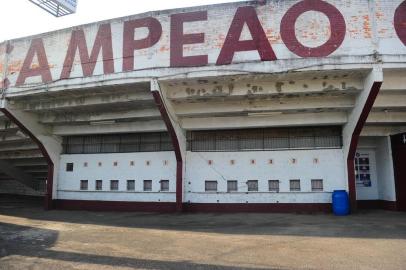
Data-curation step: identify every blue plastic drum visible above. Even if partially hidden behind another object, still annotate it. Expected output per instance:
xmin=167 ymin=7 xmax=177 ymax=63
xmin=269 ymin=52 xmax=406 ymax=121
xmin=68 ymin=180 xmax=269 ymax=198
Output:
xmin=332 ymin=190 xmax=350 ymax=216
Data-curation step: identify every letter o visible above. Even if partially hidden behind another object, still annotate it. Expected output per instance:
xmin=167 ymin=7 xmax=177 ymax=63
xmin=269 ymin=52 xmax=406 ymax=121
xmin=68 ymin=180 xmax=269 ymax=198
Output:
xmin=395 ymin=1 xmax=406 ymax=46
xmin=280 ymin=0 xmax=346 ymax=57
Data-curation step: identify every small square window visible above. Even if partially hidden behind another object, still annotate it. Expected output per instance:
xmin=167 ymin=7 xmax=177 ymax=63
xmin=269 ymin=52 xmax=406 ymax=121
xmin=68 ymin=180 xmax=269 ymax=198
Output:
xmin=205 ymin=181 xmax=217 ymax=192
xmin=127 ymin=180 xmax=135 ymax=191
xmin=290 ymin=179 xmax=301 ymax=191
xmin=66 ymin=163 xmax=73 ymax=172
xmin=268 ymin=180 xmax=279 ymax=192
xmin=95 ymin=180 xmax=102 ymax=191
xmin=247 ymin=180 xmax=258 ymax=192
xmin=110 ymin=180 xmax=119 ymax=191
xmin=227 ymin=180 xmax=238 ymax=192
xmin=143 ymin=180 xmax=152 ymax=191
xmin=80 ymin=180 xmax=88 ymax=190
xmin=160 ymin=180 xmax=169 ymax=192
xmin=311 ymin=179 xmax=323 ymax=192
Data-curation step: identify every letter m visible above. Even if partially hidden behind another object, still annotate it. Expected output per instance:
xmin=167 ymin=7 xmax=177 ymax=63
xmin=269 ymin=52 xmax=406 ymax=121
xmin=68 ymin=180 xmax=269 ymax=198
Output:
xmin=60 ymin=23 xmax=114 ymax=79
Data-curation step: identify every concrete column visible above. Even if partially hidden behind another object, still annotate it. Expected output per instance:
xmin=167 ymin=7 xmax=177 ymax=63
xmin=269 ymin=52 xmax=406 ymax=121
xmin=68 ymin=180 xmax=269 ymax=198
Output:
xmin=151 ymin=79 xmax=187 ymax=212
xmin=343 ymin=67 xmax=383 ymax=211
xmin=0 ymin=99 xmax=62 ymax=210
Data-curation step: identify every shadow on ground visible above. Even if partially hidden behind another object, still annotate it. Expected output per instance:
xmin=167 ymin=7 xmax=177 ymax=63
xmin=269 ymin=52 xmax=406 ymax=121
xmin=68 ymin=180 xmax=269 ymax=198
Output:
xmin=0 ymin=222 xmax=280 ymax=270
xmin=1 ymin=195 xmax=406 ymax=240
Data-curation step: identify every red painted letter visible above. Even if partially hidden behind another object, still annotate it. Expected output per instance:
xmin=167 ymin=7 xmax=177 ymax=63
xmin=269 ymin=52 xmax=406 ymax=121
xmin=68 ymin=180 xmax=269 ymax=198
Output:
xmin=122 ymin=17 xmax=162 ymax=71
xmin=395 ymin=1 xmax=406 ymax=46
xmin=216 ymin=6 xmax=276 ymax=65
xmin=60 ymin=23 xmax=114 ymax=79
xmin=280 ymin=0 xmax=346 ymax=57
xmin=15 ymin=38 xmax=52 ymax=86
xmin=170 ymin=11 xmax=208 ymax=67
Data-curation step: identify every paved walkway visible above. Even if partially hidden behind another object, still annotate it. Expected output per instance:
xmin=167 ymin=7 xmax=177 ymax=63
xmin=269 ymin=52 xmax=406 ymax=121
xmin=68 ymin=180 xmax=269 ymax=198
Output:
xmin=0 ymin=198 xmax=405 ymax=269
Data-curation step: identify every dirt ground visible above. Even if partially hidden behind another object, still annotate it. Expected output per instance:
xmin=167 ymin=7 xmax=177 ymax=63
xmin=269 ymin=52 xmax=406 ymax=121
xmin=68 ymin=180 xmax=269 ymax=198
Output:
xmin=0 ymin=197 xmax=406 ymax=270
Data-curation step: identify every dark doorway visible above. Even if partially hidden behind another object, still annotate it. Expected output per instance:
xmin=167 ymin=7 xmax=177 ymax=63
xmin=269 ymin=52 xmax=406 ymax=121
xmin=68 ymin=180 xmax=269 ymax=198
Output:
xmin=391 ymin=133 xmax=406 ymax=211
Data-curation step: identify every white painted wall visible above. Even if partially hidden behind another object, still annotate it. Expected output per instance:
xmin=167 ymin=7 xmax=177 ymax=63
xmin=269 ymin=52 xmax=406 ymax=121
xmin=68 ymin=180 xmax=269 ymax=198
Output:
xmin=184 ymin=149 xmax=346 ymax=203
xmin=356 ymin=136 xmax=396 ymax=201
xmin=376 ymin=137 xmax=397 ymax=201
xmin=354 ymin=148 xmax=379 ymax=200
xmin=57 ymin=152 xmax=176 ymax=202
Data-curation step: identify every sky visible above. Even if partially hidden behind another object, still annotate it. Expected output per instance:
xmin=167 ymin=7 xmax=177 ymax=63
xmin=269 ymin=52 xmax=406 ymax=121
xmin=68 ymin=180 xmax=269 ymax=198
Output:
xmin=0 ymin=0 xmax=238 ymax=41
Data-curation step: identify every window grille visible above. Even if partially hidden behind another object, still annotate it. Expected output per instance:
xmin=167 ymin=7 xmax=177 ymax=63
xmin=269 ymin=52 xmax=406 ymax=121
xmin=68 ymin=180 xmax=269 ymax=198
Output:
xmin=95 ymin=180 xmax=102 ymax=191
xmin=127 ymin=180 xmax=135 ymax=191
xmin=247 ymin=180 xmax=258 ymax=192
xmin=311 ymin=179 xmax=324 ymax=192
xmin=143 ymin=180 xmax=152 ymax=191
xmin=80 ymin=180 xmax=88 ymax=190
xmin=66 ymin=163 xmax=74 ymax=171
xmin=227 ymin=180 xmax=238 ymax=192
xmin=205 ymin=181 xmax=217 ymax=192
xmin=110 ymin=180 xmax=119 ymax=191
xmin=160 ymin=180 xmax=169 ymax=192
xmin=268 ymin=180 xmax=279 ymax=192
xmin=290 ymin=179 xmax=301 ymax=191
xmin=63 ymin=132 xmax=173 ymax=154
xmin=187 ymin=126 xmax=342 ymax=152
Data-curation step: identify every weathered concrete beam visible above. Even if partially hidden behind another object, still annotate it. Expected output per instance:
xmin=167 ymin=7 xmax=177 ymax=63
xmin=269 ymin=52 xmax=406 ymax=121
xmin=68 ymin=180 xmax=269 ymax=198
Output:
xmin=12 ymin=158 xmax=48 ymax=167
xmin=181 ymin=111 xmax=347 ymax=130
xmin=0 ymin=136 xmax=31 ymax=145
xmin=0 ymin=143 xmax=39 ymax=152
xmin=39 ymin=108 xmax=161 ymax=125
xmin=361 ymin=125 xmax=406 ymax=136
xmin=0 ymin=149 xmax=44 ymax=159
xmin=18 ymin=91 xmax=154 ymax=112
xmin=367 ymin=111 xmax=406 ymax=124
xmin=52 ymin=120 xmax=167 ymax=135
xmin=174 ymin=95 xmax=354 ymax=117
xmin=373 ymin=93 xmax=406 ymax=109
xmin=165 ymin=77 xmax=363 ymax=101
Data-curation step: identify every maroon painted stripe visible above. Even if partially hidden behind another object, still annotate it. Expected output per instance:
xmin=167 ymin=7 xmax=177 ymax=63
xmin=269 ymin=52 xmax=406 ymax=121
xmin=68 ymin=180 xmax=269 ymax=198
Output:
xmin=357 ymin=200 xmax=397 ymax=211
xmin=54 ymin=199 xmax=331 ymax=213
xmin=347 ymin=81 xmax=382 ymax=211
xmin=184 ymin=203 xmax=331 ymax=213
xmin=0 ymin=108 xmax=54 ymax=210
xmin=55 ymin=199 xmax=177 ymax=212
xmin=151 ymin=91 xmax=183 ymax=212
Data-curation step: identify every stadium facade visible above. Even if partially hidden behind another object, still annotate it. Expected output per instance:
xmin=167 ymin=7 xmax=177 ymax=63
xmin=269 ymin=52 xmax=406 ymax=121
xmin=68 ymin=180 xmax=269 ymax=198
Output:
xmin=0 ymin=0 xmax=406 ymax=212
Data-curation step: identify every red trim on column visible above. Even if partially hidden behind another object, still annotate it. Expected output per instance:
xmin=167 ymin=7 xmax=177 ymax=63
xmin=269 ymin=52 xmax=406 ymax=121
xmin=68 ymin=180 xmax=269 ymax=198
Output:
xmin=347 ymin=81 xmax=382 ymax=211
xmin=0 ymin=108 xmax=54 ymax=210
xmin=151 ymin=91 xmax=183 ymax=212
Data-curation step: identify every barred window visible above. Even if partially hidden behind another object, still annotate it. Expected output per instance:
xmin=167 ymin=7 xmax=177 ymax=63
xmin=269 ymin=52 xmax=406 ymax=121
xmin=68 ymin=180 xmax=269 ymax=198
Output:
xmin=66 ymin=163 xmax=74 ymax=172
xmin=63 ymin=132 xmax=173 ymax=154
xmin=268 ymin=180 xmax=279 ymax=192
xmin=247 ymin=180 xmax=258 ymax=192
xmin=227 ymin=180 xmax=238 ymax=192
xmin=187 ymin=126 xmax=342 ymax=152
xmin=311 ymin=179 xmax=324 ymax=192
xmin=80 ymin=180 xmax=88 ymax=190
xmin=127 ymin=180 xmax=135 ymax=191
xmin=290 ymin=179 xmax=301 ymax=192
xmin=160 ymin=180 xmax=169 ymax=192
xmin=110 ymin=180 xmax=119 ymax=191
xmin=205 ymin=181 xmax=217 ymax=192
xmin=95 ymin=180 xmax=102 ymax=191
xmin=143 ymin=180 xmax=152 ymax=191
